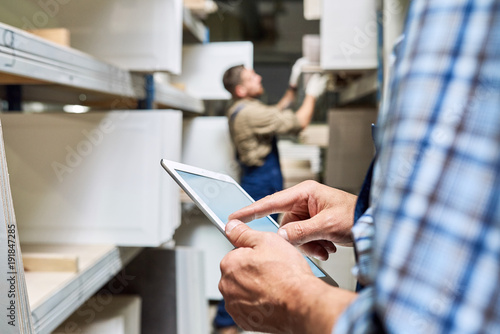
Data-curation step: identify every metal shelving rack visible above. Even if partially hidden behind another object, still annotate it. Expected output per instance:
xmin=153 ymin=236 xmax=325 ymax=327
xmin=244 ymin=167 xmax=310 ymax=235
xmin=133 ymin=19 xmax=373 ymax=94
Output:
xmin=154 ymin=79 xmax=205 ymax=113
xmin=0 ymin=21 xmax=205 ymax=114
xmin=0 ymin=23 xmax=145 ymax=109
xmin=0 ymin=16 xmax=204 ymax=333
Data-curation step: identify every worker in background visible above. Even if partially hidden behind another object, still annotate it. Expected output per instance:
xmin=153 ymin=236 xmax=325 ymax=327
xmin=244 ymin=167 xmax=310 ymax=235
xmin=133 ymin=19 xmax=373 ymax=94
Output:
xmin=212 ymin=60 xmax=328 ymax=334
xmin=218 ymin=0 xmax=500 ymax=333
xmin=223 ymin=61 xmax=328 ymax=207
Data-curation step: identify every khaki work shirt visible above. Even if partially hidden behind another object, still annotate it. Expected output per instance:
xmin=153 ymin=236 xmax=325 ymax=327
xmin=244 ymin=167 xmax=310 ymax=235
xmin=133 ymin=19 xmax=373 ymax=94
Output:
xmin=227 ymin=98 xmax=302 ymax=167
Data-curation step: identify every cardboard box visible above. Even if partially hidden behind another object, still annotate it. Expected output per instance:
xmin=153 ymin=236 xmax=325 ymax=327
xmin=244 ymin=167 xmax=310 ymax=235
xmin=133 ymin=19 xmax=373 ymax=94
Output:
xmin=26 ymin=28 xmax=70 ymax=47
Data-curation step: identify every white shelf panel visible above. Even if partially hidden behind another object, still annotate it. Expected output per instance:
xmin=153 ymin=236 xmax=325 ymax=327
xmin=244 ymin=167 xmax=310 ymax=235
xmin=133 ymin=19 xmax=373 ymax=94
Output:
xmin=320 ymin=0 xmax=378 ymax=70
xmin=155 ymin=81 xmax=204 ymax=114
xmin=55 ymin=0 xmax=183 ymax=73
xmin=304 ymin=0 xmax=321 ymax=20
xmin=0 ymin=22 xmax=144 ymax=100
xmin=2 ymin=111 xmax=182 ymax=247
xmin=172 ymin=42 xmax=253 ymax=100
xmin=23 ymin=245 xmax=141 ymax=334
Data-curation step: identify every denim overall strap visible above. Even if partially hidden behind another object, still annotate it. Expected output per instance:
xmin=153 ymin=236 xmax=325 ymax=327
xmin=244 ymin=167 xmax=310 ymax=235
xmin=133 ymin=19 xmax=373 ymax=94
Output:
xmin=229 ymin=103 xmax=283 ymax=223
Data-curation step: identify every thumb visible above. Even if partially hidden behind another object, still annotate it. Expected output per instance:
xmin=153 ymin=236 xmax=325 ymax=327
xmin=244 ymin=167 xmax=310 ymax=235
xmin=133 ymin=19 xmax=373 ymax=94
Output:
xmin=225 ymin=219 xmax=260 ymax=248
xmin=277 ymin=216 xmax=326 ymax=246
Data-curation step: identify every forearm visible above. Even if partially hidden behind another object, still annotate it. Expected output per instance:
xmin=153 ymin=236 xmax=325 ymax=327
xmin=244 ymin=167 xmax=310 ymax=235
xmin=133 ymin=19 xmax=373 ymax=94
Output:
xmin=288 ymin=277 xmax=357 ymax=334
xmin=295 ymin=95 xmax=316 ymax=129
xmin=276 ymin=88 xmax=297 ymax=110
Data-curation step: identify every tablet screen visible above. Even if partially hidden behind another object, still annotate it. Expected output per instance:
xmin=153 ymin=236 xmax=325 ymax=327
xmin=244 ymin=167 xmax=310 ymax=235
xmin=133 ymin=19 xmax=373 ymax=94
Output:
xmin=176 ymin=170 xmax=326 ymax=278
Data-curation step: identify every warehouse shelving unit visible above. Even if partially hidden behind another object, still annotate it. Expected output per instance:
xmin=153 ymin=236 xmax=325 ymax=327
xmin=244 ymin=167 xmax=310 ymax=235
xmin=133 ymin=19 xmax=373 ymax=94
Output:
xmin=155 ymin=80 xmax=205 ymax=113
xmin=0 ymin=23 xmax=145 ymax=110
xmin=0 ymin=8 xmax=206 ymax=331
xmin=0 ymin=21 xmax=205 ymax=113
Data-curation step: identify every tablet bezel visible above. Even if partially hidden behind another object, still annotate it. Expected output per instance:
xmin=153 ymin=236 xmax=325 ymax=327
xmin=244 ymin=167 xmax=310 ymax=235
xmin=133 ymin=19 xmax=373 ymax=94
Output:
xmin=161 ymin=159 xmax=338 ymax=287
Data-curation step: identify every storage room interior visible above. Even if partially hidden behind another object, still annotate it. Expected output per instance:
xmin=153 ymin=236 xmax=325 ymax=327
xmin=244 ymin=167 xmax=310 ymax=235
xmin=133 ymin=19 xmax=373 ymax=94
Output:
xmin=0 ymin=0 xmax=410 ymax=333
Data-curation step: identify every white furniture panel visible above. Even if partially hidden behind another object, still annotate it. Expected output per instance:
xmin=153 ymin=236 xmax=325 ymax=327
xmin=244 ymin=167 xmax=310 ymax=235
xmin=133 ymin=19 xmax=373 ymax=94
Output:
xmin=2 ymin=111 xmax=182 ymax=246
xmin=182 ymin=117 xmax=238 ymax=180
xmin=304 ymin=0 xmax=321 ymax=20
xmin=55 ymin=0 xmax=183 ymax=73
xmin=178 ymin=116 xmax=237 ymax=299
xmin=172 ymin=42 xmax=254 ymax=100
xmin=0 ymin=119 xmax=34 ymax=334
xmin=175 ymin=247 xmax=209 ymax=334
xmin=52 ymin=295 xmax=141 ymax=334
xmin=174 ymin=210 xmax=233 ymax=300
xmin=303 ymin=34 xmax=320 ymax=64
xmin=320 ymin=0 xmax=378 ymax=70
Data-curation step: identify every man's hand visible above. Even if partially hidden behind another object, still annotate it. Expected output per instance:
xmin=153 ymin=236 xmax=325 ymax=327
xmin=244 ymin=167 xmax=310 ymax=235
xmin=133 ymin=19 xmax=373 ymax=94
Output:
xmin=305 ymin=74 xmax=329 ymax=98
xmin=219 ymin=219 xmax=354 ymax=334
xmin=229 ymin=180 xmax=357 ymax=260
xmin=289 ymin=57 xmax=311 ymax=89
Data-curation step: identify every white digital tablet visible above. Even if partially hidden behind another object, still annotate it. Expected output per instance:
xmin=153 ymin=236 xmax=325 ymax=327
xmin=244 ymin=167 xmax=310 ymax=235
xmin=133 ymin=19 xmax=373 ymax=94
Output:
xmin=161 ymin=159 xmax=338 ymax=286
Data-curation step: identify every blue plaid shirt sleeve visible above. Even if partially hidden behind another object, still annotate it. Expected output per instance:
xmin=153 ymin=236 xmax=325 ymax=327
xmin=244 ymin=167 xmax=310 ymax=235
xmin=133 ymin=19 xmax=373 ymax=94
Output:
xmin=334 ymin=0 xmax=500 ymax=333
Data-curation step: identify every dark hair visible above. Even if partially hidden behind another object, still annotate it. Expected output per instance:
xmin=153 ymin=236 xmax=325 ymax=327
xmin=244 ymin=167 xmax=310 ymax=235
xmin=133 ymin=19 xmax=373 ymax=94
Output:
xmin=223 ymin=64 xmax=245 ymax=96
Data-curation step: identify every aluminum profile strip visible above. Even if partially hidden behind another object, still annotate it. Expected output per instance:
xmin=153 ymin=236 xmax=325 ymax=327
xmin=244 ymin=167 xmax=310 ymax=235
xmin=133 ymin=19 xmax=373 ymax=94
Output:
xmin=0 ymin=44 xmax=131 ymax=85
xmin=1 ymin=23 xmax=118 ymax=74
xmin=155 ymin=81 xmax=204 ymax=113
xmin=0 ymin=23 xmax=144 ymax=99
xmin=0 ymin=51 xmax=144 ymax=99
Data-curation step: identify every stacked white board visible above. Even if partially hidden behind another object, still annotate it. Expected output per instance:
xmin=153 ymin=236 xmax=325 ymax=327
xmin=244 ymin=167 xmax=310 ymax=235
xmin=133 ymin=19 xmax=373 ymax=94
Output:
xmin=172 ymin=42 xmax=254 ymax=100
xmin=320 ymin=0 xmax=378 ymax=70
xmin=1 ymin=111 xmax=182 ymax=246
xmin=278 ymin=140 xmax=322 ymax=189
xmin=0 ymin=120 xmax=34 ymax=333
xmin=119 ymin=247 xmax=208 ymax=334
xmin=182 ymin=116 xmax=238 ymax=180
xmin=53 ymin=0 xmax=184 ymax=73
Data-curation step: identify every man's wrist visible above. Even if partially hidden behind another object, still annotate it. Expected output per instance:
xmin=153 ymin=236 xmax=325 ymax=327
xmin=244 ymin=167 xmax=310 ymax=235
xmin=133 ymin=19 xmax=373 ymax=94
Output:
xmin=287 ymin=276 xmax=357 ymax=334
